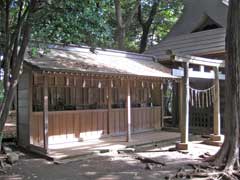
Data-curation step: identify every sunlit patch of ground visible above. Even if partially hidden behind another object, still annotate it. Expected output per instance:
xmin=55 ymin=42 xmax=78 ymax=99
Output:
xmin=0 ymin=140 xmax=219 ymax=180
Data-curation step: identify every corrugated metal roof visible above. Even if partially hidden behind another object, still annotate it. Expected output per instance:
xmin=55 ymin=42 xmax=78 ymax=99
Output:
xmin=145 ymin=28 xmax=226 ymax=60
xmin=25 ymin=45 xmax=176 ymax=79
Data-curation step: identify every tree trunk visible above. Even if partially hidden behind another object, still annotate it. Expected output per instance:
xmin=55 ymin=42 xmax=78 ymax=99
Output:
xmin=0 ymin=0 xmax=40 ymax=148
xmin=116 ymin=26 xmax=126 ymax=50
xmin=138 ymin=0 xmax=160 ymax=53
xmin=139 ymin=26 xmax=150 ymax=53
xmin=213 ymin=0 xmax=240 ymax=171
xmin=114 ymin=0 xmax=140 ymax=50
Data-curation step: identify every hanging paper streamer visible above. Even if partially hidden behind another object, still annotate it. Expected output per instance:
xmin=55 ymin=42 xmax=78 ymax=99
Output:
xmin=202 ymin=92 xmax=205 ymax=108
xmin=206 ymin=90 xmax=209 ymax=108
xmin=151 ymin=83 xmax=154 ymax=90
xmin=111 ymin=80 xmax=114 ymax=88
xmin=189 ymin=85 xmax=215 ymax=108
xmin=82 ymin=79 xmax=86 ymax=88
xmin=98 ymin=81 xmax=102 ymax=88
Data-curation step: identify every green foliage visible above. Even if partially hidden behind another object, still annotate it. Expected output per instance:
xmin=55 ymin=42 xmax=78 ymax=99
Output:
xmin=138 ymin=0 xmax=183 ymax=47
xmin=31 ymin=0 xmax=183 ymax=51
xmin=32 ymin=0 xmax=114 ymax=47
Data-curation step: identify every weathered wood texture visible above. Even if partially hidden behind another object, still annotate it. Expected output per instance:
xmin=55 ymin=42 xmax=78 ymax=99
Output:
xmin=30 ymin=112 xmax=44 ymax=147
xmin=17 ymin=70 xmax=32 ymax=147
xmin=181 ymin=62 xmax=189 ymax=144
xmin=29 ymin=73 xmax=163 ymax=146
xmin=30 ymin=107 xmax=161 ymax=145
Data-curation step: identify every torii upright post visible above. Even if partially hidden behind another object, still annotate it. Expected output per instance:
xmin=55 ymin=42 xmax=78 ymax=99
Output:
xmin=176 ymin=62 xmax=189 ymax=150
xmin=210 ymin=67 xmax=223 ymax=143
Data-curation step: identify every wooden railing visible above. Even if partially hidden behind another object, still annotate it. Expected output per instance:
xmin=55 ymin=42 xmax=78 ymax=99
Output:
xmin=30 ymin=106 xmax=162 ymax=146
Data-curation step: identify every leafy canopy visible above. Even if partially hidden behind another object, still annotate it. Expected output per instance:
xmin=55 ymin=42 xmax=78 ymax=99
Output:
xmin=31 ymin=0 xmax=183 ymax=51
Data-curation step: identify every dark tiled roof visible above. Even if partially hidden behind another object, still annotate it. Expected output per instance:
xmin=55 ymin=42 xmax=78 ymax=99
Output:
xmin=145 ymin=28 xmax=225 ymax=61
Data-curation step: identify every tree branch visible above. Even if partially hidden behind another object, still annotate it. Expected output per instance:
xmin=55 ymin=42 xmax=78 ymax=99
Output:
xmin=138 ymin=2 xmax=143 ymax=26
xmin=125 ymin=0 xmax=140 ymax=28
xmin=145 ymin=0 xmax=160 ymax=28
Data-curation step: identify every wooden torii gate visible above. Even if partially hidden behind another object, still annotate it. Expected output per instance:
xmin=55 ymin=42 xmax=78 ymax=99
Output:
xmin=169 ymin=53 xmax=225 ymax=150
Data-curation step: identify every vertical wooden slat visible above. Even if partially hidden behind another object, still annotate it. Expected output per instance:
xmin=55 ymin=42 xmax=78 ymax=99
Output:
xmin=126 ymin=81 xmax=131 ymax=142
xmin=74 ymin=112 xmax=80 ymax=140
xmin=161 ymin=83 xmax=164 ymax=128
xmin=107 ymin=80 xmax=112 ymax=134
xmin=43 ymin=75 xmax=48 ymax=150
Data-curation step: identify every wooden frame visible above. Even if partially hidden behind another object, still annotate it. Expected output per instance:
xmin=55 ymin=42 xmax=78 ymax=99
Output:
xmin=28 ymin=71 xmax=167 ymax=149
xmin=173 ymin=53 xmax=223 ymax=150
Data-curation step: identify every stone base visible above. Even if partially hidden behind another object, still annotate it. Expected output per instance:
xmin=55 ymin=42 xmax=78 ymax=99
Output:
xmin=203 ymin=139 xmax=222 ymax=147
xmin=176 ymin=143 xmax=188 ymax=150
xmin=203 ymin=134 xmax=224 ymax=147
xmin=210 ymin=134 xmax=223 ymax=142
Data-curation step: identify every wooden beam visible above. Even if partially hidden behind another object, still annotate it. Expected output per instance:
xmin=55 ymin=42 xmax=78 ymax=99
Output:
xmin=43 ymin=75 xmax=49 ymax=150
xmin=213 ymin=67 xmax=221 ymax=135
xmin=171 ymin=54 xmax=225 ymax=67
xmin=126 ymin=80 xmax=131 ymax=142
xmin=172 ymin=69 xmax=225 ymax=80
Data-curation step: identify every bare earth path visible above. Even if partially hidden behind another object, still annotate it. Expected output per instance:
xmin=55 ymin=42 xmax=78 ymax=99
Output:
xmin=0 ymin=141 xmax=219 ymax=180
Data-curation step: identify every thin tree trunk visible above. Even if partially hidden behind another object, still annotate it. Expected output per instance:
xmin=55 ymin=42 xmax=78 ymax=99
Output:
xmin=138 ymin=0 xmax=160 ymax=53
xmin=0 ymin=0 xmax=39 ymax=148
xmin=139 ymin=26 xmax=150 ymax=53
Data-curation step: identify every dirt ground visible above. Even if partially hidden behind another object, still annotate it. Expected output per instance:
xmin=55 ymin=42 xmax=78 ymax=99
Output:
xmin=0 ymin=140 xmax=220 ymax=180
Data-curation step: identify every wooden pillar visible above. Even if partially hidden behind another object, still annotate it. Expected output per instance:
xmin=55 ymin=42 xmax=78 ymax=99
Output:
xmin=43 ymin=75 xmax=48 ymax=150
xmin=126 ymin=80 xmax=131 ymax=142
xmin=107 ymin=80 xmax=112 ymax=135
xmin=213 ymin=67 xmax=221 ymax=135
xmin=176 ymin=62 xmax=189 ymax=150
xmin=208 ymin=67 xmax=223 ymax=143
xmin=178 ymin=80 xmax=183 ymax=133
xmin=161 ymin=82 xmax=164 ymax=128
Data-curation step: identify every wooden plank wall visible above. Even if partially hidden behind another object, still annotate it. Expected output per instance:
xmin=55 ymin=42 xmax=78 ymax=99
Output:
xmin=31 ymin=107 xmax=161 ymax=145
xmin=30 ymin=112 xmax=44 ymax=147
xmin=30 ymin=73 xmax=164 ymax=146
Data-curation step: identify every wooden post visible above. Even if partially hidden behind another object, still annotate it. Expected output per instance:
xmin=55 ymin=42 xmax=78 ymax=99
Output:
xmin=107 ymin=80 xmax=112 ymax=135
xmin=126 ymin=80 xmax=131 ymax=142
xmin=43 ymin=75 xmax=48 ymax=150
xmin=213 ymin=67 xmax=221 ymax=135
xmin=161 ymin=83 xmax=164 ymax=128
xmin=176 ymin=62 xmax=189 ymax=150
xmin=178 ymin=80 xmax=183 ymax=133
xmin=209 ymin=67 xmax=222 ymax=142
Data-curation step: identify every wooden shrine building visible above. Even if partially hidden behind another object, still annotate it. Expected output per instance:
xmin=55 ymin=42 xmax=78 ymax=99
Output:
xmin=17 ymin=45 xmax=178 ymax=153
xmin=145 ymin=0 xmax=228 ymax=149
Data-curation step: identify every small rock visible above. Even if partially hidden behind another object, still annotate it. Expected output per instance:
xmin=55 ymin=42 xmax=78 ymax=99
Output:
xmin=3 ymin=146 xmax=12 ymax=154
xmin=99 ymin=149 xmax=110 ymax=154
xmin=186 ymin=174 xmax=192 ymax=179
xmin=168 ymin=147 xmax=176 ymax=152
xmin=145 ymin=163 xmax=154 ymax=170
xmin=53 ymin=160 xmax=63 ymax=165
xmin=164 ymin=176 xmax=170 ymax=179
xmin=7 ymin=152 xmax=19 ymax=164
xmin=118 ymin=148 xmax=135 ymax=154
